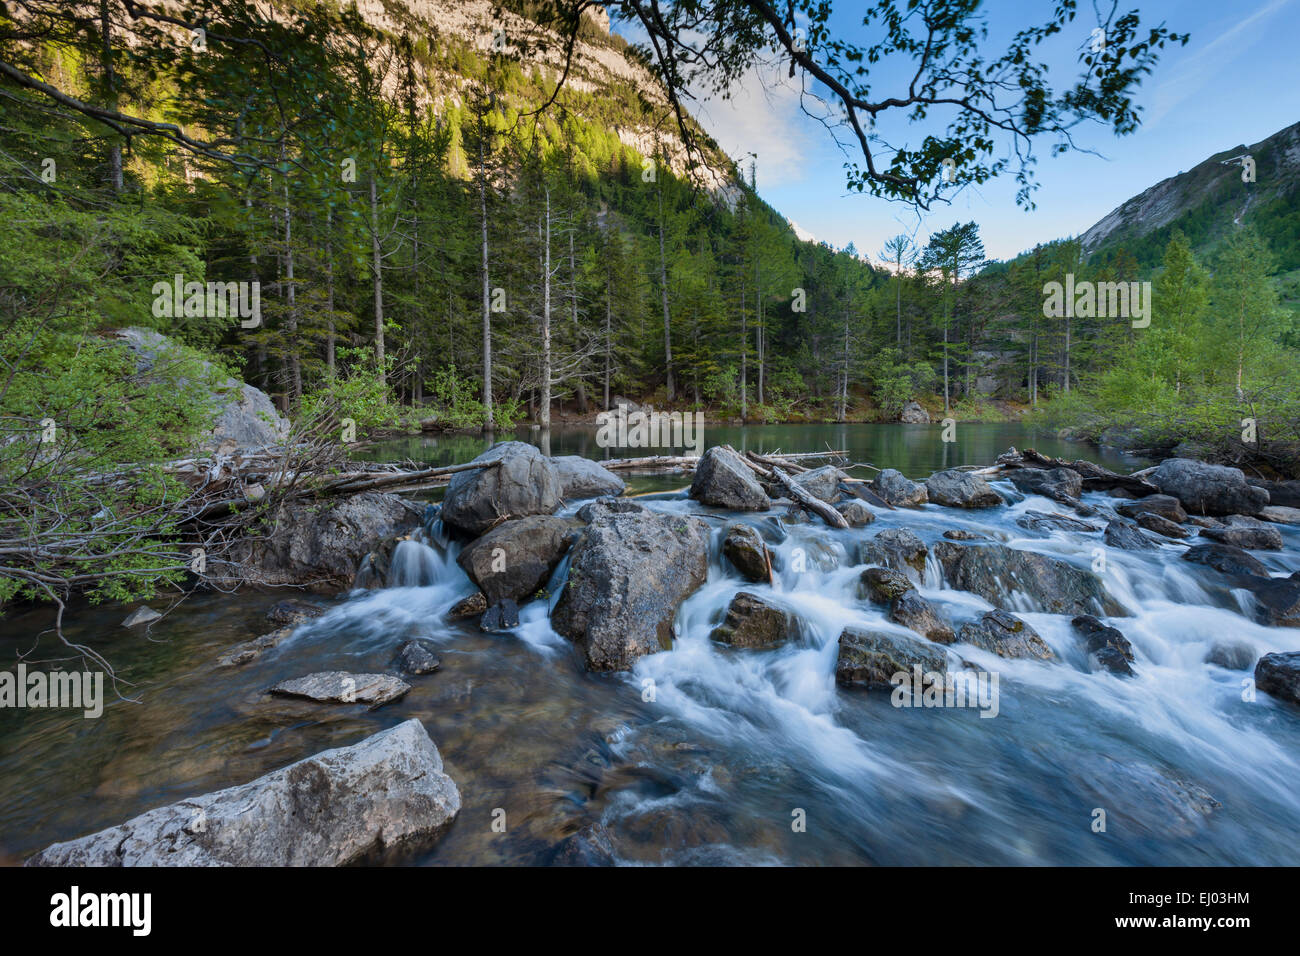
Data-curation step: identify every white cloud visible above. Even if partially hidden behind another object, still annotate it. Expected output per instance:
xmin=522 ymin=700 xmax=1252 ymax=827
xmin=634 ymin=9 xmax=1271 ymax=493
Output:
xmin=787 ymin=218 xmax=816 ymax=242
xmin=692 ymin=62 xmax=813 ymax=188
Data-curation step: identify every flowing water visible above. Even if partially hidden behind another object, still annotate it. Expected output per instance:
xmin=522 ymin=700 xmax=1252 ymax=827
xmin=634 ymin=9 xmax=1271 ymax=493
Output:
xmin=3 ymin=424 xmax=1299 ymax=865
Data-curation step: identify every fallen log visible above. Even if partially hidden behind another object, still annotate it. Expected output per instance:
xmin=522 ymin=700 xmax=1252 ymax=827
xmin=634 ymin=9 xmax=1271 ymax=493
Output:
xmin=771 ymin=466 xmax=850 ymax=529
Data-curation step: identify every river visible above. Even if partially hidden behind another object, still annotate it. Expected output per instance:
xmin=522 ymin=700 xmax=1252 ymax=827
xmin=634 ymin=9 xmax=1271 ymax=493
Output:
xmin=3 ymin=423 xmax=1298 ymax=865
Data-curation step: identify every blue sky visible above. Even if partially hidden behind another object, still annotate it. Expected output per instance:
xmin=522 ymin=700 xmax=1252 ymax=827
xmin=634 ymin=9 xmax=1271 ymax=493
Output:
xmin=614 ymin=0 xmax=1300 ymax=263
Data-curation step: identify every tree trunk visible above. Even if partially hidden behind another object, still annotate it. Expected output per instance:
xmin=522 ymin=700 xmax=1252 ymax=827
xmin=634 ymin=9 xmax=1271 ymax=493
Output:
xmin=99 ymin=0 xmax=122 ymax=195
xmin=657 ymin=185 xmax=674 ymax=401
xmin=540 ymin=186 xmax=552 ymax=429
xmin=479 ymin=140 xmax=493 ymax=430
xmin=369 ymin=173 xmax=385 ymax=388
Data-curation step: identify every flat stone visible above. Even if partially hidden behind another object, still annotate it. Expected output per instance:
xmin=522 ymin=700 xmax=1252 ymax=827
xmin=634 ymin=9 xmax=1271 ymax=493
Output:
xmin=269 ymin=672 xmax=411 ymax=708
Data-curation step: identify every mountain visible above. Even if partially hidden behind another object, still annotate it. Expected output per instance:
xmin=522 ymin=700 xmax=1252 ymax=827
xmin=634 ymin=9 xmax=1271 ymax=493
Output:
xmin=1081 ymin=120 xmax=1300 ymax=272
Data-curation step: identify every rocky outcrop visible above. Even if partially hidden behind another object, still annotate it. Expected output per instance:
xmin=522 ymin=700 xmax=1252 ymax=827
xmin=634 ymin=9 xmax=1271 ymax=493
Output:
xmin=898 ymin=400 xmax=930 ymax=424
xmin=1181 ymin=542 xmax=1268 ymax=578
xmin=710 ymin=592 xmax=797 ymax=648
xmin=440 ymin=442 xmax=562 ymax=536
xmin=269 ymin=672 xmax=411 ymax=707
xmin=689 ymin=446 xmax=770 ymax=511
xmin=1072 ymin=615 xmax=1136 ymax=676
xmin=26 ymin=720 xmax=459 ymax=866
xmin=722 ymin=524 xmax=772 ymax=583
xmin=925 ymin=469 xmax=1003 ymax=508
xmin=872 ymin=468 xmax=928 ymax=507
xmin=456 ymin=515 xmax=578 ymax=604
xmin=835 ymin=627 xmax=947 ymax=688
xmin=114 ymin=327 xmax=290 ymax=454
xmin=860 ymin=528 xmax=928 ymax=576
xmin=224 ymin=494 xmax=422 ymax=589
xmin=1149 ymin=459 xmax=1269 ymax=516
xmin=958 ymin=609 xmax=1055 ymax=661
xmin=933 ymin=541 xmax=1122 ymax=616
xmin=552 ymin=510 xmax=710 ymax=670
xmin=552 ymin=455 xmax=626 ymax=500
xmin=1255 ymin=652 xmax=1300 ymax=705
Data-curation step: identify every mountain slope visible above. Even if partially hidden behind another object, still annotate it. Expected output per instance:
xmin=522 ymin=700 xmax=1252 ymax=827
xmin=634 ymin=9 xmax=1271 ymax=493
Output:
xmin=1081 ymin=120 xmax=1300 ymax=271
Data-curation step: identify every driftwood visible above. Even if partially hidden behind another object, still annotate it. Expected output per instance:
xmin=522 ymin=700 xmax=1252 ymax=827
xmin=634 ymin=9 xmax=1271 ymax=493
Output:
xmin=770 ymin=466 xmax=850 ymax=529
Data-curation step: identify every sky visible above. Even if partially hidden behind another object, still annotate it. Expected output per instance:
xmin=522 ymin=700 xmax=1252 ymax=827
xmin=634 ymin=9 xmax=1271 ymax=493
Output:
xmin=613 ymin=0 xmax=1300 ymax=264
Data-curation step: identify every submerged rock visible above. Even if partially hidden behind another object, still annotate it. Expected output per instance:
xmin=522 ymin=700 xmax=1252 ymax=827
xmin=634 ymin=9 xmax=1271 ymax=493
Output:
xmin=1242 ymin=577 xmax=1300 ymax=628
xmin=397 ymin=640 xmax=442 ymax=675
xmin=26 ymin=719 xmax=459 ymax=866
xmin=690 ymin=446 xmax=770 ymax=511
xmin=1017 ymin=511 xmax=1100 ymax=534
xmin=1149 ymin=458 xmax=1269 ymax=516
xmin=1255 ymin=651 xmax=1300 ymax=705
xmin=860 ymin=528 xmax=928 ymax=576
xmin=872 ymin=468 xmax=928 ymax=507
xmin=722 ymin=524 xmax=772 ymax=583
xmin=122 ymin=606 xmax=162 ymax=628
xmin=552 ymin=510 xmax=710 ymax=670
xmin=959 ymin=609 xmax=1055 ymax=661
xmin=1205 ymin=641 xmax=1256 ymax=670
xmin=710 ymin=592 xmax=797 ymax=648
xmin=265 ymin=599 xmax=325 ymax=628
xmin=933 ymin=541 xmax=1122 ymax=616
xmin=552 ymin=455 xmax=625 ymax=500
xmin=836 ymin=499 xmax=875 ymax=527
xmin=217 ymin=628 xmax=291 ymax=668
xmin=456 ymin=514 xmax=577 ymax=604
xmin=835 ymin=627 xmax=948 ymax=688
xmin=441 ymin=442 xmax=562 ymax=536
xmin=925 ymin=469 xmax=1003 ymax=509
xmin=270 ymin=672 xmax=411 ymax=707
xmin=1180 ymin=542 xmax=1268 ymax=578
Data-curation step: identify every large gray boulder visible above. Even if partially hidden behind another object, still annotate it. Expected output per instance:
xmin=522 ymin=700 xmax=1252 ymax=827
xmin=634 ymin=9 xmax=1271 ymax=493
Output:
xmin=1118 ymin=494 xmax=1188 ymax=524
xmin=689 ymin=446 xmax=770 ymax=510
xmin=1149 ymin=459 xmax=1269 ymax=516
xmin=925 ymin=469 xmax=1004 ymax=508
xmin=899 ymin=400 xmax=930 ymax=424
xmin=872 ymin=468 xmax=928 ymax=507
xmin=552 ymin=510 xmax=710 ymax=670
xmin=959 ymin=609 xmax=1055 ymax=661
xmin=835 ymin=627 xmax=947 ymax=688
xmin=710 ymin=592 xmax=798 ymax=648
xmin=224 ymin=493 xmax=422 ymax=589
xmin=789 ymin=466 xmax=847 ymax=503
xmin=1200 ymin=517 xmax=1284 ymax=551
xmin=441 ymin=442 xmax=562 ymax=536
xmin=933 ymin=541 xmax=1123 ymax=616
xmin=552 ymin=456 xmax=626 ymax=500
xmin=1103 ymin=517 xmax=1158 ymax=552
xmin=26 ymin=720 xmax=459 ymax=866
xmin=1008 ymin=467 xmax=1083 ymax=503
xmin=114 ymin=327 xmax=290 ymax=454
xmin=722 ymin=524 xmax=771 ymax=583
xmin=1181 ymin=542 xmax=1269 ymax=578
xmin=1256 ymin=652 xmax=1300 ymax=704
xmin=860 ymin=528 xmax=928 ymax=576
xmin=456 ymin=514 xmax=578 ymax=604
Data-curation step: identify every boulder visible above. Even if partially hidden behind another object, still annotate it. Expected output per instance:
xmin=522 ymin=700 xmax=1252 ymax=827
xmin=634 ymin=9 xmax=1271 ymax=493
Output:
xmin=1255 ymin=652 xmax=1300 ymax=705
xmin=1241 ymin=577 xmax=1300 ymax=628
xmin=456 ymin=515 xmax=577 ymax=604
xmin=1248 ymin=479 xmax=1300 ymax=509
xmin=480 ymin=599 xmax=520 ymax=632
xmin=836 ymin=499 xmax=875 ymax=527
xmin=216 ymin=628 xmax=291 ymax=668
xmin=835 ymin=627 xmax=947 ymax=688
xmin=1118 ymin=494 xmax=1188 ymax=524
xmin=1180 ymin=543 xmax=1269 ymax=578
xmin=689 ymin=446 xmax=770 ymax=511
xmin=25 ymin=720 xmax=459 ymax=866
xmin=1258 ymin=505 xmax=1300 ymax=525
xmin=440 ymin=442 xmax=562 ymax=536
xmin=1133 ymin=512 xmax=1189 ymax=539
xmin=858 ymin=566 xmax=916 ymax=603
xmin=958 ymin=609 xmax=1055 ymax=661
xmin=577 ymin=497 xmax=646 ymax=521
xmin=925 ymin=470 xmax=1004 ymax=509
xmin=224 ymin=494 xmax=422 ymax=590
xmin=1072 ymin=615 xmax=1135 ymax=676
xmin=872 ymin=469 xmax=929 ymax=507
xmin=899 ymin=400 xmax=930 ymax=424
xmin=933 ymin=541 xmax=1122 ymax=616
xmin=860 ymin=528 xmax=928 ymax=575
xmin=1200 ymin=519 xmax=1283 ymax=551
xmin=552 ymin=510 xmax=710 ymax=670
xmin=1008 ymin=467 xmax=1083 ymax=503
xmin=722 ymin=524 xmax=772 ymax=583
xmin=552 ymin=456 xmax=626 ymax=500
xmin=265 ymin=599 xmax=325 ymax=628
xmin=710 ymin=592 xmax=797 ymax=648
xmin=1149 ymin=459 xmax=1269 ymax=516
xmin=942 ymin=529 xmax=984 ymax=541
xmin=397 ymin=641 xmax=442 ymax=675
xmin=889 ymin=590 xmax=955 ymax=644
xmin=447 ymin=592 xmax=487 ymax=620
xmin=114 ymin=327 xmax=291 ymax=454
xmin=789 ymin=466 xmax=847 ymax=503
xmin=1103 ymin=517 xmax=1158 ymax=552
xmin=269 ymin=672 xmax=411 ymax=708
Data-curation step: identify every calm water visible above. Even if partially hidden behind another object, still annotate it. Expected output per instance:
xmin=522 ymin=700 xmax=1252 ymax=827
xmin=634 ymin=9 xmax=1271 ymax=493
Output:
xmin=4 ymin=424 xmax=1297 ymax=866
